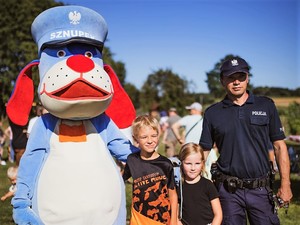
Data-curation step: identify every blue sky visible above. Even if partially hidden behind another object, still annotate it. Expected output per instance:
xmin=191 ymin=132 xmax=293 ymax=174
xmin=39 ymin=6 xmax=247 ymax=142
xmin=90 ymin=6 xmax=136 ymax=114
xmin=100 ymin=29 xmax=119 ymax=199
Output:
xmin=59 ymin=0 xmax=299 ymax=93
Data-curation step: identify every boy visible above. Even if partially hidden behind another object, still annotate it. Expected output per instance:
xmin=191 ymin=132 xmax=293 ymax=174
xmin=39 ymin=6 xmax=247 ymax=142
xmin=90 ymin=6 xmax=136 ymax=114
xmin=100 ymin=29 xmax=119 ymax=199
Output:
xmin=123 ymin=115 xmax=178 ymax=225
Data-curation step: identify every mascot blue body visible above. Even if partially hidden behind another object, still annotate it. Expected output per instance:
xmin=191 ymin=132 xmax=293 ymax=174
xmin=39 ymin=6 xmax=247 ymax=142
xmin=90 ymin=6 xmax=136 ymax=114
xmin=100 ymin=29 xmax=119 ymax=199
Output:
xmin=6 ymin=5 xmax=138 ymax=225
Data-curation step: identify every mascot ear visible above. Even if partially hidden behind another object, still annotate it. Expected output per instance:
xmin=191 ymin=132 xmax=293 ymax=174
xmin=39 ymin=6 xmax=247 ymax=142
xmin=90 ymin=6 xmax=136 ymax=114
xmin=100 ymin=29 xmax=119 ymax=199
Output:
xmin=104 ymin=65 xmax=136 ymax=129
xmin=6 ymin=60 xmax=40 ymax=126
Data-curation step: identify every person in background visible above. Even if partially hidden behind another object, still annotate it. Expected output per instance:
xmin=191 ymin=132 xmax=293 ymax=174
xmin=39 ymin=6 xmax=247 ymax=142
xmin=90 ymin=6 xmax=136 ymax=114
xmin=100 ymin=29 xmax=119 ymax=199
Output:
xmin=178 ymin=143 xmax=222 ymax=225
xmin=27 ymin=104 xmax=45 ymax=137
xmin=200 ymin=56 xmax=292 ymax=225
xmin=149 ymin=109 xmax=160 ymax=122
xmin=268 ymin=141 xmax=278 ymax=172
xmin=1 ymin=166 xmax=18 ymax=201
xmin=8 ymin=118 xmax=28 ymax=166
xmin=172 ymin=102 xmax=218 ymax=179
xmin=171 ymin=102 xmax=203 ymax=145
xmin=123 ymin=115 xmax=178 ymax=225
xmin=205 ymin=143 xmax=219 ymax=180
xmin=0 ymin=121 xmax=6 ymax=165
xmin=159 ymin=110 xmax=168 ymax=132
xmin=4 ymin=126 xmax=14 ymax=163
xmin=162 ymin=108 xmax=181 ymax=157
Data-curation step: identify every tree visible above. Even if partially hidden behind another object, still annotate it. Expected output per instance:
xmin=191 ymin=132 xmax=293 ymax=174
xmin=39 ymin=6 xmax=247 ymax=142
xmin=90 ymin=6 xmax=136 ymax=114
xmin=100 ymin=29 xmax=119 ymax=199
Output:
xmin=102 ymin=47 xmax=140 ymax=109
xmin=205 ymin=54 xmax=253 ymax=98
xmin=139 ymin=69 xmax=193 ymax=115
xmin=0 ymin=0 xmax=62 ymax=117
xmin=124 ymin=82 xmax=140 ymax=110
xmin=103 ymin=47 xmax=126 ymax=86
xmin=253 ymin=87 xmax=300 ymax=97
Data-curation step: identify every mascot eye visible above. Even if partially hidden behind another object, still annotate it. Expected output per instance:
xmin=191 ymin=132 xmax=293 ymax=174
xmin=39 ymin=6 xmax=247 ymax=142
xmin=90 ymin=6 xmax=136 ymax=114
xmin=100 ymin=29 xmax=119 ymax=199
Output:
xmin=57 ymin=50 xmax=66 ymax=57
xmin=85 ymin=51 xmax=93 ymax=58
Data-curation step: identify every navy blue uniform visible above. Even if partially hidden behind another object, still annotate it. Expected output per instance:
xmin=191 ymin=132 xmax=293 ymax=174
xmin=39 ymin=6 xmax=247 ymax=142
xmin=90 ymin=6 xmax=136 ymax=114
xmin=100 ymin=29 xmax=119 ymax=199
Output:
xmin=200 ymin=92 xmax=285 ymax=179
xmin=200 ymin=92 xmax=284 ymax=225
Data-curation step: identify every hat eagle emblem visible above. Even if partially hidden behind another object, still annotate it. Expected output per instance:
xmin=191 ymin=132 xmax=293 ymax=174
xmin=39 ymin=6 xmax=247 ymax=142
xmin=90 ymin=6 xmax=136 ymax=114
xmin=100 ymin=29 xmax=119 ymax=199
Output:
xmin=69 ymin=11 xmax=81 ymax=25
xmin=231 ymin=59 xmax=239 ymax=66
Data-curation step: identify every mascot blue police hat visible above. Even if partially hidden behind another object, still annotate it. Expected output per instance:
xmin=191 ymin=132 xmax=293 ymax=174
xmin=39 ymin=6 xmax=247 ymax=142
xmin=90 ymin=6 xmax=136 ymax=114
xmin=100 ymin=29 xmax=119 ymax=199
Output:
xmin=31 ymin=5 xmax=108 ymax=55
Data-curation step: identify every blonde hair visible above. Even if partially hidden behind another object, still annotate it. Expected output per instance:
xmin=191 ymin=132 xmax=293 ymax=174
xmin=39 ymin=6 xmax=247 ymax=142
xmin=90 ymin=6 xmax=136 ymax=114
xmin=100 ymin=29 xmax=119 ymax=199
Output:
xmin=178 ymin=143 xmax=207 ymax=178
xmin=7 ymin=166 xmax=18 ymax=180
xmin=132 ymin=115 xmax=160 ymax=139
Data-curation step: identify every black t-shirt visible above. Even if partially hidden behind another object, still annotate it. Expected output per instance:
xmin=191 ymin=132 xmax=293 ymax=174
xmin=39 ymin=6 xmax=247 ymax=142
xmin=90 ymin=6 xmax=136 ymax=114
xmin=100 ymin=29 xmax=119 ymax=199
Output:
xmin=181 ymin=177 xmax=219 ymax=225
xmin=123 ymin=152 xmax=175 ymax=224
xmin=8 ymin=118 xmax=28 ymax=149
xmin=200 ymin=92 xmax=286 ymax=178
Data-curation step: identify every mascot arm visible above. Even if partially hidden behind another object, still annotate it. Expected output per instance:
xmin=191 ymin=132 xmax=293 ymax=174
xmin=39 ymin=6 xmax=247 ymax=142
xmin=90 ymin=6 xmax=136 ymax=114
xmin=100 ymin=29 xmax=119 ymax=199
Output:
xmin=12 ymin=117 xmax=49 ymax=225
xmin=93 ymin=114 xmax=139 ymax=162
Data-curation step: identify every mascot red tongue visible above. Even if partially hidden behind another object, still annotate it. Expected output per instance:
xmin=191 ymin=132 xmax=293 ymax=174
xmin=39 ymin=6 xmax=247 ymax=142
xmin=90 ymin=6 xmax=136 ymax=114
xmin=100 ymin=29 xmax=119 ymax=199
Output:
xmin=7 ymin=5 xmax=138 ymax=225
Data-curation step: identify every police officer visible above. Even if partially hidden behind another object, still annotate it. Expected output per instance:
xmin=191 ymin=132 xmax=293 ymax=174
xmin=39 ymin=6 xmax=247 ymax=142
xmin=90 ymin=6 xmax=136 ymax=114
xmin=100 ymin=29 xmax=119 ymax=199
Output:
xmin=200 ymin=56 xmax=292 ymax=225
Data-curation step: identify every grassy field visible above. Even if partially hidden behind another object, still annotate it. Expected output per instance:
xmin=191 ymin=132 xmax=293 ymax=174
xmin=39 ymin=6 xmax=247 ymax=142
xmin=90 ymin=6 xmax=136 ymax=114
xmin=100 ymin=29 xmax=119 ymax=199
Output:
xmin=1 ymin=149 xmax=300 ymax=224
xmin=1 ymin=163 xmax=299 ymax=224
xmin=272 ymin=97 xmax=300 ymax=107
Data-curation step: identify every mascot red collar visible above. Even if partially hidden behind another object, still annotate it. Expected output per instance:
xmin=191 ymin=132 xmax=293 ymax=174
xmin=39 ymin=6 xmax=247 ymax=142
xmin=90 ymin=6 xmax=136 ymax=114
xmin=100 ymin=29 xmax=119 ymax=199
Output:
xmin=7 ymin=5 xmax=138 ymax=225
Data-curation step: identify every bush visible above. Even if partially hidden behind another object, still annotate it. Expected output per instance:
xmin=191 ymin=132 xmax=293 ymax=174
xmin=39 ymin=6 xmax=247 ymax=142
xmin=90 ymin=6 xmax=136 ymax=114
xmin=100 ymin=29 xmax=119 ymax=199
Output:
xmin=286 ymin=102 xmax=300 ymax=134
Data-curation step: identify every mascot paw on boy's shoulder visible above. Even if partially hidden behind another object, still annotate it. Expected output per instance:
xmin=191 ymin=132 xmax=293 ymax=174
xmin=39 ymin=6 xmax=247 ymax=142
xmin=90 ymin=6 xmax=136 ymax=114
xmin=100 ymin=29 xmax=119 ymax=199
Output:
xmin=7 ymin=5 xmax=137 ymax=225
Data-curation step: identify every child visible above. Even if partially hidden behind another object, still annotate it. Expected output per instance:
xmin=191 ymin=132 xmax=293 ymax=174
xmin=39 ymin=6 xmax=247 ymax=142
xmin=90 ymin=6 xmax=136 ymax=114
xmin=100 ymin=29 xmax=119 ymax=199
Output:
xmin=123 ymin=115 xmax=178 ymax=225
xmin=1 ymin=166 xmax=18 ymax=201
xmin=0 ymin=123 xmax=6 ymax=165
xmin=178 ymin=143 xmax=222 ymax=225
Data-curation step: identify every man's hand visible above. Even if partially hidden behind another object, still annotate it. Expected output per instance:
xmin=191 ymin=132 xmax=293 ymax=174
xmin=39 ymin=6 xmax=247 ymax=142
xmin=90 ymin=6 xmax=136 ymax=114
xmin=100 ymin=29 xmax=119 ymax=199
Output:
xmin=277 ymin=184 xmax=293 ymax=206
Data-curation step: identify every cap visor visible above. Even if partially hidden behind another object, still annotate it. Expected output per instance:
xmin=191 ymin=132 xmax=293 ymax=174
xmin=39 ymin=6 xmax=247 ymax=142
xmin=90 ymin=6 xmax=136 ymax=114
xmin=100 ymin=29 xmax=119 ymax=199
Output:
xmin=223 ymin=69 xmax=248 ymax=77
xmin=41 ymin=37 xmax=104 ymax=52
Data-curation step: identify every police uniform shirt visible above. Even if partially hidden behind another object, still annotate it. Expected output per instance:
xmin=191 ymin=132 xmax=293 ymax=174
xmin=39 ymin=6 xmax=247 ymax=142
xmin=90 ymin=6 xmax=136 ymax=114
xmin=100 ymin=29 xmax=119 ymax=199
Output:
xmin=200 ymin=92 xmax=285 ymax=179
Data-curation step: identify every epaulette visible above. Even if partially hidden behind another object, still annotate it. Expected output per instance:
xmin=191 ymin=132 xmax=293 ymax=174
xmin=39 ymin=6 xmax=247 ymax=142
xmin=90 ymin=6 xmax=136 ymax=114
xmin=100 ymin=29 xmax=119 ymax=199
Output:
xmin=257 ymin=95 xmax=275 ymax=103
xmin=203 ymin=101 xmax=222 ymax=112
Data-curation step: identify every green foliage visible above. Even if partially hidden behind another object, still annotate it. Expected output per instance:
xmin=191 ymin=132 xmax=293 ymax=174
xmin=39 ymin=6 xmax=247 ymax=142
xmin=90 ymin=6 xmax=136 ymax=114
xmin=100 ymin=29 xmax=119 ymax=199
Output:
xmin=205 ymin=54 xmax=253 ymax=98
xmin=103 ymin=47 xmax=126 ymax=86
xmin=124 ymin=83 xmax=141 ymax=110
xmin=253 ymin=87 xmax=300 ymax=97
xmin=0 ymin=0 xmax=63 ymax=117
xmin=139 ymin=69 xmax=195 ymax=115
xmin=274 ymin=173 xmax=300 ymax=225
xmin=286 ymin=102 xmax=300 ymax=134
xmin=102 ymin=47 xmax=141 ymax=109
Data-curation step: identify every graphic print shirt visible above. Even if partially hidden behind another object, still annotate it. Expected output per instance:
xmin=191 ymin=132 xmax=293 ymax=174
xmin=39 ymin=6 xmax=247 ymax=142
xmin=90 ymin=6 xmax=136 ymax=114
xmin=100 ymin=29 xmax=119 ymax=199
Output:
xmin=123 ymin=152 xmax=176 ymax=225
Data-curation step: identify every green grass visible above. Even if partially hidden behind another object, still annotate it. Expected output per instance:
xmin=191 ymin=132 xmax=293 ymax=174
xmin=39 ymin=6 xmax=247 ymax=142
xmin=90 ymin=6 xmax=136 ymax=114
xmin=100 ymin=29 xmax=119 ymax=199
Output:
xmin=274 ymin=173 xmax=300 ymax=225
xmin=1 ymin=145 xmax=300 ymax=224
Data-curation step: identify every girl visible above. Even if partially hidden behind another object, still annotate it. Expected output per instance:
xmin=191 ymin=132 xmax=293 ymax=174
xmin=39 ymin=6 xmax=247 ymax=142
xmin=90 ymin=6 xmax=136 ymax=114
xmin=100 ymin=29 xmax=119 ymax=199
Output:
xmin=178 ymin=143 xmax=222 ymax=225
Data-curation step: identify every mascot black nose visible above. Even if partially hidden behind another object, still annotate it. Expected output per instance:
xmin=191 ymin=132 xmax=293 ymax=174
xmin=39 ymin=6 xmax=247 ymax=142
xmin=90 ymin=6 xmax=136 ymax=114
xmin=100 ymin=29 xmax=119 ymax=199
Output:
xmin=66 ymin=55 xmax=95 ymax=73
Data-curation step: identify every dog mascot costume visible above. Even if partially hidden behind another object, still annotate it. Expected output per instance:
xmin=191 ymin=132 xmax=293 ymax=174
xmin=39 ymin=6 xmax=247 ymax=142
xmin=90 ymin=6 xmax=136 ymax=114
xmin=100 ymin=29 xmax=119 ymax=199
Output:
xmin=6 ymin=5 xmax=139 ymax=225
